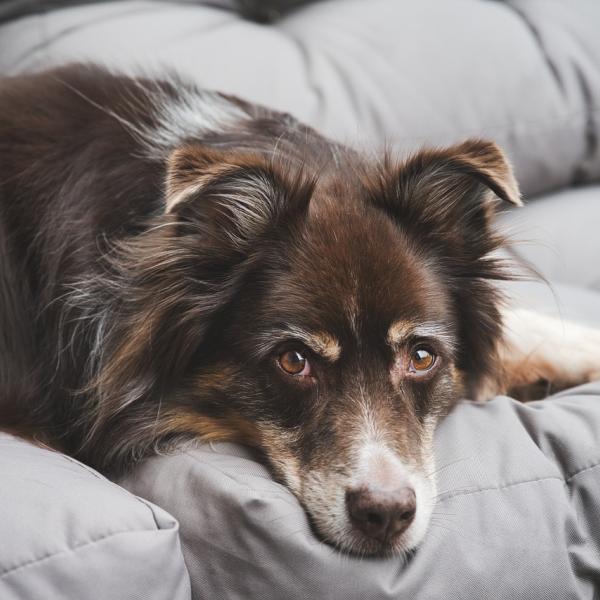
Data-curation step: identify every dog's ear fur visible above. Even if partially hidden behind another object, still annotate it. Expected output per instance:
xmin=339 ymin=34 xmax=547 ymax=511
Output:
xmin=376 ymin=139 xmax=520 ymax=264
xmin=85 ymin=147 xmax=313 ymax=465
xmin=373 ymin=139 xmax=520 ymax=393
xmin=400 ymin=138 xmax=521 ymax=208
xmin=164 ymin=145 xmax=312 ymax=247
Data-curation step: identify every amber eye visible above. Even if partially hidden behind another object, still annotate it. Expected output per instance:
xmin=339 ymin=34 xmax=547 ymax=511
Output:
xmin=278 ymin=350 xmax=310 ymax=376
xmin=410 ymin=347 xmax=436 ymax=372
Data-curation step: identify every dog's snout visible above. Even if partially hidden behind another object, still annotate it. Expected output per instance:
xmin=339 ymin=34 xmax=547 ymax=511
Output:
xmin=345 ymin=485 xmax=416 ymax=542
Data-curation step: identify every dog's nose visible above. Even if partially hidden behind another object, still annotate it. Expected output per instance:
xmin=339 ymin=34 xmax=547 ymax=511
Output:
xmin=345 ymin=485 xmax=416 ymax=542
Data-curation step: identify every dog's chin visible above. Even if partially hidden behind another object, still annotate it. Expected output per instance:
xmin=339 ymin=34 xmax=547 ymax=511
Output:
xmin=332 ymin=527 xmax=421 ymax=559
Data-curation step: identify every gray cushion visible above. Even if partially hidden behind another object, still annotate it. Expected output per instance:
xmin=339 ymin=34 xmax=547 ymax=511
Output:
xmin=1 ymin=0 xmax=600 ymax=198
xmin=121 ymin=382 xmax=600 ymax=600
xmin=506 ymin=0 xmax=600 ymax=187
xmin=0 ymin=433 xmax=191 ymax=600
xmin=118 ymin=279 xmax=600 ymax=599
xmin=2 ymin=1 xmax=600 ymax=597
xmin=499 ymin=185 xmax=600 ymax=293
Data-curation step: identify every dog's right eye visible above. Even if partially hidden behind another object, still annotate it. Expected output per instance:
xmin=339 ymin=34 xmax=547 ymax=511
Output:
xmin=278 ymin=350 xmax=311 ymax=376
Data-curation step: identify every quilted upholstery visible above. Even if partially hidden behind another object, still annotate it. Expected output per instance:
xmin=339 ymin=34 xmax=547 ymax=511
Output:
xmin=1 ymin=2 xmax=599 ymax=599
xmin=1 ymin=1 xmax=599 ymax=198
xmin=0 ymin=434 xmax=191 ymax=600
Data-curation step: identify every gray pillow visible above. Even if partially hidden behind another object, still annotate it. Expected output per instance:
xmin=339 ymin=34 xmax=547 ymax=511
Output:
xmin=117 ymin=278 xmax=600 ymax=600
xmin=121 ymin=383 xmax=600 ymax=599
xmin=0 ymin=433 xmax=191 ymax=600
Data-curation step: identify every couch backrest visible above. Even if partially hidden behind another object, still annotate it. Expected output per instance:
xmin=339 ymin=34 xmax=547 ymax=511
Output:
xmin=1 ymin=0 xmax=599 ymax=198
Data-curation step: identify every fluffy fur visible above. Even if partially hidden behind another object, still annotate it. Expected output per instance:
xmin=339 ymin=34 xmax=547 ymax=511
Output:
xmin=1 ymin=64 xmax=597 ymax=557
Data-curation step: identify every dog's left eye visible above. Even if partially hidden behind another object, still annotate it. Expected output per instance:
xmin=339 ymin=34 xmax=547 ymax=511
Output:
xmin=278 ymin=350 xmax=311 ymax=376
xmin=409 ymin=347 xmax=436 ymax=372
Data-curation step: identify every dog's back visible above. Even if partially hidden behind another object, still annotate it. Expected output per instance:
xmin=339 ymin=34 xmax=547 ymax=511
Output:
xmin=1 ymin=67 xmax=163 ymax=442
xmin=0 ymin=64 xmax=338 ymax=451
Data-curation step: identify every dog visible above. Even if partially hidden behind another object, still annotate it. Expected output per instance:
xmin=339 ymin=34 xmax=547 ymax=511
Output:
xmin=1 ymin=64 xmax=599 ymax=557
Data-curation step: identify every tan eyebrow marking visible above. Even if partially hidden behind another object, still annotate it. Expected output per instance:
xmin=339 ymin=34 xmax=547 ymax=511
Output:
xmin=284 ymin=326 xmax=341 ymax=361
xmin=387 ymin=320 xmax=455 ymax=349
xmin=305 ymin=331 xmax=342 ymax=361
xmin=387 ymin=320 xmax=415 ymax=346
xmin=256 ymin=327 xmax=341 ymax=362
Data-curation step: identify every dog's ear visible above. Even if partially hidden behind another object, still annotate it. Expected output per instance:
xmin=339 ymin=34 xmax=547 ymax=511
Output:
xmin=399 ymin=138 xmax=521 ymax=208
xmin=86 ymin=146 xmax=313 ymax=458
xmin=374 ymin=139 xmax=520 ymax=393
xmin=376 ymin=139 xmax=520 ymax=265
xmin=164 ymin=145 xmax=312 ymax=247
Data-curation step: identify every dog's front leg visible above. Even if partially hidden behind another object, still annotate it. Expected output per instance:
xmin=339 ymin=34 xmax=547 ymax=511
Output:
xmin=476 ymin=308 xmax=600 ymax=401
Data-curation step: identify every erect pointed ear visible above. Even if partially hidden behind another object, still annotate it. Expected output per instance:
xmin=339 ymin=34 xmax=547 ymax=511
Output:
xmin=165 ymin=145 xmax=312 ymax=247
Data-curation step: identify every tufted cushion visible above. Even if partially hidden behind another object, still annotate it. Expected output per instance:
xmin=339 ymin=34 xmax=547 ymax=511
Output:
xmin=118 ymin=277 xmax=600 ymax=599
xmin=0 ymin=434 xmax=191 ymax=600
xmin=121 ymin=382 xmax=600 ymax=600
xmin=1 ymin=0 xmax=599 ymax=198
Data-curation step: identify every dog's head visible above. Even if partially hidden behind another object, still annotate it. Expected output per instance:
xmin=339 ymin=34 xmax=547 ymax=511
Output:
xmin=90 ymin=138 xmax=519 ymax=556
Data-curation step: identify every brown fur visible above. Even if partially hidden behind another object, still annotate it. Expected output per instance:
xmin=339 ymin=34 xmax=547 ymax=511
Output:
xmin=0 ymin=64 xmax=526 ymax=555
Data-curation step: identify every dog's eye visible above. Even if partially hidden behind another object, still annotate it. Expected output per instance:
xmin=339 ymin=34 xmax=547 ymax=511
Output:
xmin=410 ymin=348 xmax=436 ymax=372
xmin=278 ymin=350 xmax=311 ymax=376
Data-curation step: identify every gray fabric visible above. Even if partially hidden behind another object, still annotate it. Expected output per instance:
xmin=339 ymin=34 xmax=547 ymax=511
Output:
xmin=0 ymin=433 xmax=191 ymax=600
xmin=0 ymin=1 xmax=309 ymax=25
xmin=0 ymin=1 xmax=112 ymax=24
xmin=1 ymin=1 xmax=600 ymax=597
xmin=506 ymin=0 xmax=600 ymax=186
xmin=501 ymin=279 xmax=600 ymax=329
xmin=1 ymin=0 xmax=599 ymax=198
xmin=499 ymin=184 xmax=600 ymax=292
xmin=121 ymin=383 xmax=600 ymax=599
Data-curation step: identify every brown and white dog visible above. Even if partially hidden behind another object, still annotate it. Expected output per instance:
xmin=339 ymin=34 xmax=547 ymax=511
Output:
xmin=1 ymin=65 xmax=598 ymax=557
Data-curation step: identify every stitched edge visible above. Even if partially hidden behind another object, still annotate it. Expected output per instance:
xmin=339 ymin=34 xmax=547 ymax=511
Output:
xmin=0 ymin=528 xmax=170 ymax=580
xmin=566 ymin=462 xmax=600 ymax=483
xmin=1 ymin=434 xmax=169 ymax=530
xmin=438 ymin=462 xmax=600 ymax=503
xmin=182 ymin=445 xmax=600 ymax=504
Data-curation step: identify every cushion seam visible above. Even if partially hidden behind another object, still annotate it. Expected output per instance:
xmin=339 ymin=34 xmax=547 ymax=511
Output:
xmin=184 ymin=448 xmax=600 ymax=503
xmin=0 ymin=528 xmax=165 ymax=579
xmin=439 ymin=462 xmax=600 ymax=503
xmin=566 ymin=462 xmax=600 ymax=482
